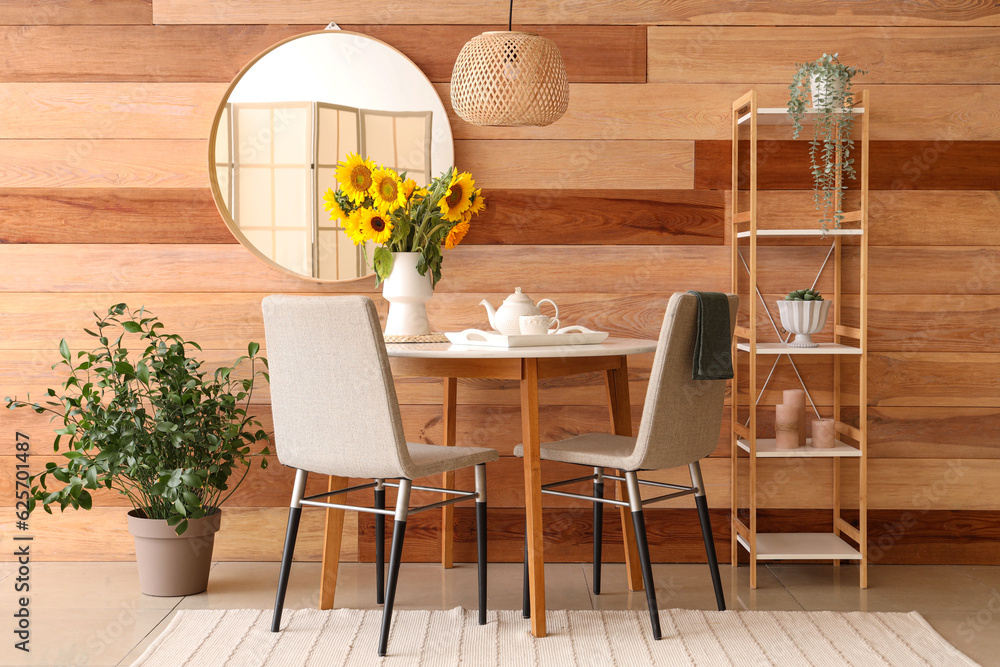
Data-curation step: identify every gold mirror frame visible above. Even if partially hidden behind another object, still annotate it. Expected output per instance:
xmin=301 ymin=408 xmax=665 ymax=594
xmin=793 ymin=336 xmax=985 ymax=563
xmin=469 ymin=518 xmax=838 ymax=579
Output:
xmin=207 ymin=29 xmax=454 ymax=283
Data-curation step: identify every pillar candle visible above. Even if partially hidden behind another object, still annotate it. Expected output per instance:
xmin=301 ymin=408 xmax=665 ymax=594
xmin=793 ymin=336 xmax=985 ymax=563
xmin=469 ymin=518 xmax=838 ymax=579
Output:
xmin=812 ymin=418 xmax=837 ymax=448
xmin=783 ymin=389 xmax=807 ymax=447
xmin=775 ymin=403 xmax=800 ymax=449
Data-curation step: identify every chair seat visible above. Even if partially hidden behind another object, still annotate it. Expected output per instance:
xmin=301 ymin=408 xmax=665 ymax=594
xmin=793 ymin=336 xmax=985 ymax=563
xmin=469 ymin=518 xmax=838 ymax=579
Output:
xmin=513 ymin=433 xmax=638 ymax=469
xmin=406 ymin=442 xmax=499 ymax=478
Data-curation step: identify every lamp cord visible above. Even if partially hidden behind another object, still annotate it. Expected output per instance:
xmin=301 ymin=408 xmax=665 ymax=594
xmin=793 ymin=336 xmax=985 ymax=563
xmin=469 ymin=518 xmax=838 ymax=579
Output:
xmin=508 ymin=0 xmax=513 ymax=31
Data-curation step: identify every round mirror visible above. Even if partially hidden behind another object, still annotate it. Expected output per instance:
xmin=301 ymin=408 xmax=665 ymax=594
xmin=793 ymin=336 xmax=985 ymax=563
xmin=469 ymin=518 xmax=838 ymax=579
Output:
xmin=208 ymin=30 xmax=454 ymax=282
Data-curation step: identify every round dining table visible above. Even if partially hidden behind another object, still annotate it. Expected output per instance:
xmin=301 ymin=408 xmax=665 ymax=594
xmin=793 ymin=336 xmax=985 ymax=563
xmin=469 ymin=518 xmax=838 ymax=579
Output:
xmin=316 ymin=337 xmax=658 ymax=638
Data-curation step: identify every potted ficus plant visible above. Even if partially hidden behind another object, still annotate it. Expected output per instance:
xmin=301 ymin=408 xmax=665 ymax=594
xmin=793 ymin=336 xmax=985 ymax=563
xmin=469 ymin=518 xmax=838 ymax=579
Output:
xmin=5 ymin=304 xmax=270 ymax=596
xmin=787 ymin=53 xmax=867 ymax=233
xmin=777 ymin=289 xmax=832 ymax=348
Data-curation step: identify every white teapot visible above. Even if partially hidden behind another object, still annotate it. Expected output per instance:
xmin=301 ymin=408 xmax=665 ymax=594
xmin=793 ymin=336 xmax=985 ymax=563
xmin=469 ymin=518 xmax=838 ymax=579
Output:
xmin=480 ymin=288 xmax=559 ymax=336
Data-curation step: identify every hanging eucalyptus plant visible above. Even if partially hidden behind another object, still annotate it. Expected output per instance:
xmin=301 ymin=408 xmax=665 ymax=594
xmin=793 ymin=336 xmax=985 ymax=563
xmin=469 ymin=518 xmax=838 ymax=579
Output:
xmin=787 ymin=53 xmax=867 ymax=233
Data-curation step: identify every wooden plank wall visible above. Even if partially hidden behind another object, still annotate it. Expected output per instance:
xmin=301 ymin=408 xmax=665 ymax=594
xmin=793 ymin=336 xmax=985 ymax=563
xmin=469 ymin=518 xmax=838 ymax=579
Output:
xmin=1 ymin=1 xmax=997 ymax=566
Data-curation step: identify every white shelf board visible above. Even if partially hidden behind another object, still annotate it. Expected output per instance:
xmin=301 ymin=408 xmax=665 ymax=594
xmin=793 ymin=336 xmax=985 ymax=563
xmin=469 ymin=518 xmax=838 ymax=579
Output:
xmin=737 ymin=438 xmax=861 ymax=458
xmin=738 ymin=107 xmax=864 ymax=126
xmin=736 ymin=532 xmax=862 ymax=560
xmin=736 ymin=228 xmax=863 ymax=239
xmin=737 ymin=342 xmax=862 ymax=355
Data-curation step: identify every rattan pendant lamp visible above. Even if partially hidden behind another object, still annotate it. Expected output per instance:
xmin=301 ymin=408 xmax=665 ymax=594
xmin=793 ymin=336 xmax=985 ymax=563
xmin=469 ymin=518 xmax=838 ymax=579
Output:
xmin=451 ymin=1 xmax=569 ymax=126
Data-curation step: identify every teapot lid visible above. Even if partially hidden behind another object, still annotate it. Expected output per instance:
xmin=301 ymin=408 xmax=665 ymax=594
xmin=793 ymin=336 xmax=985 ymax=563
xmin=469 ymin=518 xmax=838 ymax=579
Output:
xmin=504 ymin=287 xmax=533 ymax=304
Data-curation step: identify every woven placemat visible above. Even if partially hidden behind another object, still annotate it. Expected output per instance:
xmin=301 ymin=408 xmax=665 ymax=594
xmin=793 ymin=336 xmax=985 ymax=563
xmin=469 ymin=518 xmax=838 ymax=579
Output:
xmin=383 ymin=332 xmax=450 ymax=344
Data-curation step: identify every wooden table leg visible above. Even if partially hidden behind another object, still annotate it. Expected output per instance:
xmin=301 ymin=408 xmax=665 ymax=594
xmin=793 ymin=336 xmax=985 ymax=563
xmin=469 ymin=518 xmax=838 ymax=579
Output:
xmin=521 ymin=358 xmax=547 ymax=637
xmin=441 ymin=377 xmax=458 ymax=569
xmin=319 ymin=475 xmax=349 ymax=610
xmin=606 ymin=356 xmax=644 ymax=592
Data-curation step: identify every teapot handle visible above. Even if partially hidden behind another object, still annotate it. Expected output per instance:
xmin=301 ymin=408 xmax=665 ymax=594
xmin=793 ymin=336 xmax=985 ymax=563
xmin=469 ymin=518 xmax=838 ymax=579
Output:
xmin=536 ymin=298 xmax=559 ymax=320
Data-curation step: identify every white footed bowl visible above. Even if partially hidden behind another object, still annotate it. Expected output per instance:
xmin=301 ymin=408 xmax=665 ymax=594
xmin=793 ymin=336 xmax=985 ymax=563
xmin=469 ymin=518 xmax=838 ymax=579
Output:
xmin=777 ymin=300 xmax=832 ymax=348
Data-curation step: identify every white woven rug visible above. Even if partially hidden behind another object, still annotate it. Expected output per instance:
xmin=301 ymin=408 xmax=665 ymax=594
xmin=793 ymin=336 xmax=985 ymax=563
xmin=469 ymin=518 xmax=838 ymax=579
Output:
xmin=130 ymin=607 xmax=979 ymax=666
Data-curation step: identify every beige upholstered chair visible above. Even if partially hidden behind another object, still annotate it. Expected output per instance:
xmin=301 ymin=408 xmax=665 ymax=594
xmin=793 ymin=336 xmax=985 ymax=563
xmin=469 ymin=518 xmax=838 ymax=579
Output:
xmin=516 ymin=292 xmax=737 ymax=639
xmin=262 ymin=295 xmax=499 ymax=656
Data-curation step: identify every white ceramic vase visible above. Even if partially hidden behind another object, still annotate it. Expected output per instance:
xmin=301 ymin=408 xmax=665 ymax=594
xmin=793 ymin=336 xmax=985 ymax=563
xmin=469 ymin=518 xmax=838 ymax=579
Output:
xmin=809 ymin=73 xmax=846 ymax=108
xmin=382 ymin=252 xmax=433 ymax=336
xmin=777 ymin=299 xmax=832 ymax=348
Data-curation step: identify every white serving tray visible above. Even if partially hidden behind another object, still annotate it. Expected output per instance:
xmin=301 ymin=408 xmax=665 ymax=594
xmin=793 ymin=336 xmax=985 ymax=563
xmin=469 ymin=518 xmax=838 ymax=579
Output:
xmin=445 ymin=326 xmax=609 ymax=348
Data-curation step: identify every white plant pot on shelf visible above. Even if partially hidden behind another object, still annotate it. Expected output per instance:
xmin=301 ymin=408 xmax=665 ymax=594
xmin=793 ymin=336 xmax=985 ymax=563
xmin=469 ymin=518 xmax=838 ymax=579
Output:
xmin=382 ymin=252 xmax=433 ymax=336
xmin=809 ymin=74 xmax=846 ymax=108
xmin=777 ymin=300 xmax=832 ymax=348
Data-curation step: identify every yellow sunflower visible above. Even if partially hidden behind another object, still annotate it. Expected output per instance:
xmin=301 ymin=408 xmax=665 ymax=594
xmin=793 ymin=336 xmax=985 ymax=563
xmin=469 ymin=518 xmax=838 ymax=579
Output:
xmin=466 ymin=188 xmax=486 ymax=217
xmin=445 ymin=220 xmax=470 ymax=250
xmin=342 ymin=209 xmax=367 ymax=246
xmin=335 ymin=153 xmax=375 ymax=204
xmin=357 ymin=207 xmax=394 ymax=245
xmin=322 ymin=188 xmax=348 ymax=223
xmin=438 ymin=171 xmax=475 ymax=222
xmin=402 ymin=178 xmax=417 ymax=200
xmin=370 ymin=168 xmax=406 ymax=212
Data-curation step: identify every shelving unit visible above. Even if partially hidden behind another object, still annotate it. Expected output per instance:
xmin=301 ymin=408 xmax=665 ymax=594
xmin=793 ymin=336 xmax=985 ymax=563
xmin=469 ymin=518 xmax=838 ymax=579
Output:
xmin=729 ymin=90 xmax=869 ymax=588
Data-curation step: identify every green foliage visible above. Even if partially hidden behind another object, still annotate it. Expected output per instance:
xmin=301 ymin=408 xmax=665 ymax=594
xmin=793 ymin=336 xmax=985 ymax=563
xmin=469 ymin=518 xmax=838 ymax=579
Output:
xmin=787 ymin=53 xmax=867 ymax=233
xmin=5 ymin=304 xmax=270 ymax=534
xmin=785 ymin=288 xmax=824 ymax=301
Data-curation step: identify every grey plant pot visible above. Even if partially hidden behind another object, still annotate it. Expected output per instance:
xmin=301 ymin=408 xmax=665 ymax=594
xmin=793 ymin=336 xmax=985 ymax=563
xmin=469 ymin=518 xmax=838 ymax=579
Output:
xmin=127 ymin=508 xmax=221 ymax=597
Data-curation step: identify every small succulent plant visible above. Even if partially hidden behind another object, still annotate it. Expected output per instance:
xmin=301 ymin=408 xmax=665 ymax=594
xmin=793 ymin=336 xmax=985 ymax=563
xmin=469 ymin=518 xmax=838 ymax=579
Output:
xmin=785 ymin=288 xmax=824 ymax=301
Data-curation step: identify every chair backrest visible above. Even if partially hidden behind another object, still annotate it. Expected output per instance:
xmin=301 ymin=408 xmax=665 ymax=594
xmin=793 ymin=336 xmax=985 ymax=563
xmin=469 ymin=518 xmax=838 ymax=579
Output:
xmin=625 ymin=292 xmax=738 ymax=472
xmin=261 ymin=295 xmax=414 ymax=479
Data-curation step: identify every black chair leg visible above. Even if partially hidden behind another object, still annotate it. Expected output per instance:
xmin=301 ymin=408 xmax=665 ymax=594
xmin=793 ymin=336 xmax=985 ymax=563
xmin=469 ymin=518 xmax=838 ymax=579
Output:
xmin=690 ymin=461 xmax=726 ymax=611
xmin=522 ymin=524 xmax=530 ymax=619
xmin=626 ymin=471 xmax=661 ymax=640
xmin=379 ymin=479 xmax=410 ymax=657
xmin=696 ymin=494 xmax=726 ymax=611
xmin=593 ymin=469 xmax=604 ymax=595
xmin=375 ymin=481 xmax=386 ymax=605
xmin=476 ymin=500 xmax=488 ymax=625
xmin=272 ymin=469 xmax=309 ymax=633
xmin=475 ymin=464 xmax=488 ymax=625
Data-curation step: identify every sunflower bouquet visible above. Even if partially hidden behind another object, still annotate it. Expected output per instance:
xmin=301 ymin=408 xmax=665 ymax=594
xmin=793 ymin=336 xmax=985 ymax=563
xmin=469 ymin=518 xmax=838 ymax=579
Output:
xmin=323 ymin=153 xmax=485 ymax=286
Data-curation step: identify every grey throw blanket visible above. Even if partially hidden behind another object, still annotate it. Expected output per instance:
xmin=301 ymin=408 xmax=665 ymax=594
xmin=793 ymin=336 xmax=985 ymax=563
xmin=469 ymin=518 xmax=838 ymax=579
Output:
xmin=687 ymin=291 xmax=734 ymax=381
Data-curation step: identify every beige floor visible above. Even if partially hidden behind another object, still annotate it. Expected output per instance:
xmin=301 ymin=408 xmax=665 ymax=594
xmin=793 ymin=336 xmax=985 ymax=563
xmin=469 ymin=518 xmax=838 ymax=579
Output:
xmin=1 ymin=561 xmax=997 ymax=666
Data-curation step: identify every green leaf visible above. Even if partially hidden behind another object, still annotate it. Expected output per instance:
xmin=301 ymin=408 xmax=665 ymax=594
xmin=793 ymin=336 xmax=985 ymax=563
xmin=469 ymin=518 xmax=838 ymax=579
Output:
xmin=122 ymin=321 xmax=143 ymax=333
xmin=59 ymin=339 xmax=71 ymax=362
xmin=137 ymin=362 xmax=150 ymax=385
xmin=248 ymin=342 xmax=260 ymax=357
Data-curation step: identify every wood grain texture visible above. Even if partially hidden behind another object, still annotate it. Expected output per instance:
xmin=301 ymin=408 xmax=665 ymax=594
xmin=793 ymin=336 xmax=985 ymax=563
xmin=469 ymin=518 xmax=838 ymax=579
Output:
xmin=466 ymin=190 xmax=724 ymax=245
xmin=517 ymin=1 xmax=1000 ymax=26
xmin=0 ymin=0 xmax=151 ymax=24
xmin=1 ymin=25 xmax=644 ymax=83
xmin=444 ymin=84 xmax=1000 ymax=142
xmin=152 ymin=0 xmax=509 ymax=25
xmin=697 ymin=140 xmax=1000 ymax=191
xmin=866 ymin=407 xmax=1000 ymax=459
xmin=757 ymin=190 xmax=1000 ymax=246
xmin=0 ymin=189 xmax=231 ymax=244
xmin=0 ymin=506 xmax=359 ymax=562
xmin=0 ymin=140 xmax=205 ymax=188
xmin=455 ymin=140 xmax=693 ymax=190
xmin=20 ymin=82 xmax=996 ymax=143
xmin=2 ymin=188 xmax=723 ymax=246
xmin=152 ymin=0 xmax=1000 ymax=28
xmin=19 ymin=291 xmax=993 ymax=353
xmin=648 ymin=27 xmax=1000 ymax=84
xmin=357 ymin=508 xmax=1000 ymax=565
xmin=869 ymin=353 xmax=1000 ymax=407
xmin=0 ymin=245 xmax=728 ymax=293
xmin=0 ymin=83 xmax=224 ymax=139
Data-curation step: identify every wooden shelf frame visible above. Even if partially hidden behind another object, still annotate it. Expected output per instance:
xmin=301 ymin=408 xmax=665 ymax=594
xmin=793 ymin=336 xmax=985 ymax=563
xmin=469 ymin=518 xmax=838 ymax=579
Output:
xmin=730 ymin=89 xmax=869 ymax=589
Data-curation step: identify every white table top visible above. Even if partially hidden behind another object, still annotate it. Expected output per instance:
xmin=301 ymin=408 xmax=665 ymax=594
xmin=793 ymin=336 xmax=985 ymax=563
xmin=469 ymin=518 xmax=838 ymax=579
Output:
xmin=385 ymin=337 xmax=658 ymax=359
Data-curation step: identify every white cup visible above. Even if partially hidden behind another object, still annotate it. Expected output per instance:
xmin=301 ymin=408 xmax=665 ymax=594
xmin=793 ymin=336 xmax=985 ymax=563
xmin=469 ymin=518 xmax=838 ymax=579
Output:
xmin=519 ymin=314 xmax=560 ymax=335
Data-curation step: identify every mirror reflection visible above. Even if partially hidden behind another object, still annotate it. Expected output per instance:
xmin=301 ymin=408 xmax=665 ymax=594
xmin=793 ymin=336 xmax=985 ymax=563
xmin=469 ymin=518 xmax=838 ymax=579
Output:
xmin=210 ymin=31 xmax=454 ymax=281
